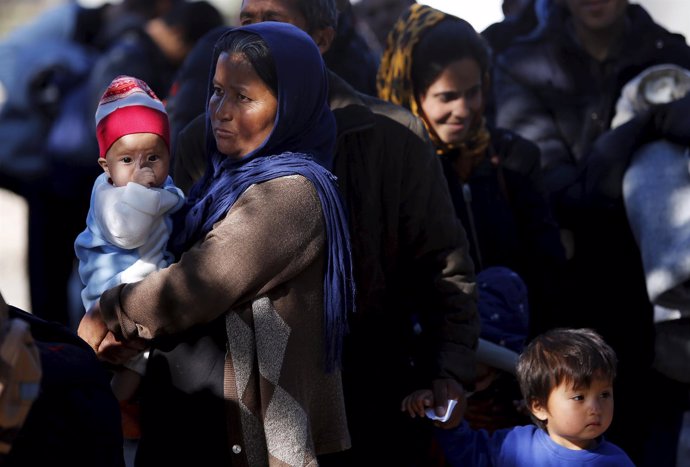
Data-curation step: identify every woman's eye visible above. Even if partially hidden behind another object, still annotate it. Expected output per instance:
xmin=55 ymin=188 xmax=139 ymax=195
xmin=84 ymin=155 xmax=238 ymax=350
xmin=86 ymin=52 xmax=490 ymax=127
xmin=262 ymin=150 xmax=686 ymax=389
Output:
xmin=237 ymin=93 xmax=250 ymax=102
xmin=212 ymin=86 xmax=223 ymax=96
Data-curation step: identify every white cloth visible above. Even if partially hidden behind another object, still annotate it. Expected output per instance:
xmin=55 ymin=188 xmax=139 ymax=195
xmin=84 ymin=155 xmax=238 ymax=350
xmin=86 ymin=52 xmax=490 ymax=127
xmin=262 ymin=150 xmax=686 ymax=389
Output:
xmin=623 ymin=140 xmax=690 ymax=310
xmin=74 ymin=173 xmax=184 ymax=312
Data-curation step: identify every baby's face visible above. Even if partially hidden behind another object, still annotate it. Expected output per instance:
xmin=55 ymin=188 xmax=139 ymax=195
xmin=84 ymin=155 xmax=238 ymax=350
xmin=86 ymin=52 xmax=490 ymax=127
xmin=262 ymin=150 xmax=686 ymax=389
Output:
xmin=532 ymin=376 xmax=614 ymax=450
xmin=100 ymin=133 xmax=170 ymax=188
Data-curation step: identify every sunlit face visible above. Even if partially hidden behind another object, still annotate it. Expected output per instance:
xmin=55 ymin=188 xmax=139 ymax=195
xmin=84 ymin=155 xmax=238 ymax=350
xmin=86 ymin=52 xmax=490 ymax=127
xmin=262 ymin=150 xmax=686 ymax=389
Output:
xmin=419 ymin=58 xmax=483 ymax=146
xmin=239 ymin=0 xmax=309 ymax=31
xmin=531 ymin=376 xmax=614 ymax=450
xmin=239 ymin=0 xmax=335 ymax=55
xmin=560 ymin=0 xmax=628 ymax=31
xmin=99 ymin=133 xmax=170 ymax=187
xmin=209 ymin=52 xmax=278 ymax=160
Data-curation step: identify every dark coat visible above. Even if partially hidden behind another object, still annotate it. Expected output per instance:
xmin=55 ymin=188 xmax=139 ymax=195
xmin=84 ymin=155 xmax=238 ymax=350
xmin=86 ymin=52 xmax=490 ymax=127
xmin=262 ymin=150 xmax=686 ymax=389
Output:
xmin=440 ymin=128 xmax=565 ymax=337
xmin=323 ymin=6 xmax=379 ymax=97
xmin=493 ymin=3 xmax=690 ymax=222
xmin=4 ymin=308 xmax=124 ymax=467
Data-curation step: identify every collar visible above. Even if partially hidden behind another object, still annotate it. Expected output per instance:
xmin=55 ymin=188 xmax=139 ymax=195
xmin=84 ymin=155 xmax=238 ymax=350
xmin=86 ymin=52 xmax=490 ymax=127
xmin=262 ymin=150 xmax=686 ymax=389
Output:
xmin=328 ymin=71 xmax=376 ymax=137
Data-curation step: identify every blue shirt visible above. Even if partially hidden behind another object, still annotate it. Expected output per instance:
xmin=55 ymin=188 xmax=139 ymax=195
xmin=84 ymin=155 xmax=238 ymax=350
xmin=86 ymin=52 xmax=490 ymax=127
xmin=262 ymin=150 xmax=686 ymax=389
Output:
xmin=436 ymin=421 xmax=635 ymax=467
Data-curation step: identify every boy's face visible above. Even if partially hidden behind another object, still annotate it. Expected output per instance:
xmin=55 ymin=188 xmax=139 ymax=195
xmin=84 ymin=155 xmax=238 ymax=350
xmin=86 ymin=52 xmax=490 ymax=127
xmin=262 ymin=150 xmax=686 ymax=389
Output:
xmin=530 ymin=375 xmax=614 ymax=450
xmin=99 ymin=133 xmax=170 ymax=188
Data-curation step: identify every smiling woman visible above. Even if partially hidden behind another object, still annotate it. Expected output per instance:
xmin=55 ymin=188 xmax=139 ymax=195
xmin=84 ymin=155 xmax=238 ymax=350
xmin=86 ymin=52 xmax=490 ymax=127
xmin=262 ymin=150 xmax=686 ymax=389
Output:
xmin=377 ymin=3 xmax=565 ymax=339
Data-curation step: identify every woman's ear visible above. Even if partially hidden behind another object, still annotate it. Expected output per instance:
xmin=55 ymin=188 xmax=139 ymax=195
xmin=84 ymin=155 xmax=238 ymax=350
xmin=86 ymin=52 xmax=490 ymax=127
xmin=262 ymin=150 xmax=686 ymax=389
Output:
xmin=310 ymin=26 xmax=336 ymax=55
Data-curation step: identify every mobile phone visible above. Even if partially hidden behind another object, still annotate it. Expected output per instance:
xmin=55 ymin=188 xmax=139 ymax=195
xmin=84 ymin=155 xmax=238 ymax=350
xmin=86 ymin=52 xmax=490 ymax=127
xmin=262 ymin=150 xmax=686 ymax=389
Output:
xmin=425 ymin=399 xmax=457 ymax=423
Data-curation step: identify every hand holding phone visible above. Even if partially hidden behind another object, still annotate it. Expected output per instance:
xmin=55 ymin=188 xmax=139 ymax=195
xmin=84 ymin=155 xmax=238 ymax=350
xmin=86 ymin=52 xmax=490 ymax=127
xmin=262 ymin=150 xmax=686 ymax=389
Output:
xmin=425 ymin=399 xmax=457 ymax=423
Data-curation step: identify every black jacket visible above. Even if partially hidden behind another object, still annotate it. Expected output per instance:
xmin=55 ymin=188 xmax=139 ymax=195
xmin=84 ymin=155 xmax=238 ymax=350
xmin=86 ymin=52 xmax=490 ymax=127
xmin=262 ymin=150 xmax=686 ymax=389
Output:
xmin=441 ymin=128 xmax=565 ymax=336
xmin=493 ymin=3 xmax=690 ymax=223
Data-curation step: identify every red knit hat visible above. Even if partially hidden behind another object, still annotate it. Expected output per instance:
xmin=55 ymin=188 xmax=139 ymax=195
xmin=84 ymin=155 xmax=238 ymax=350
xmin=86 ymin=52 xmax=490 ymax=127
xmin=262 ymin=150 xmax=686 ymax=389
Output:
xmin=95 ymin=75 xmax=170 ymax=157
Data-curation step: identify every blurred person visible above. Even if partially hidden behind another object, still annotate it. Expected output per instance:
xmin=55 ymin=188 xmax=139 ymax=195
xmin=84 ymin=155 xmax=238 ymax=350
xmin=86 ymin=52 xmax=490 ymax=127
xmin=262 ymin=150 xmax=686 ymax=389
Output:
xmin=481 ymin=0 xmax=552 ymax=54
xmin=492 ymin=0 xmax=690 ymax=463
xmin=502 ymin=0 xmax=533 ymax=18
xmin=88 ymin=0 xmax=225 ymax=106
xmin=170 ymin=0 xmax=481 ymax=465
xmin=322 ymin=0 xmax=379 ymax=96
xmin=593 ymin=65 xmax=690 ymax=467
xmin=352 ymin=0 xmax=415 ymax=53
xmin=0 ymin=291 xmax=124 ymax=467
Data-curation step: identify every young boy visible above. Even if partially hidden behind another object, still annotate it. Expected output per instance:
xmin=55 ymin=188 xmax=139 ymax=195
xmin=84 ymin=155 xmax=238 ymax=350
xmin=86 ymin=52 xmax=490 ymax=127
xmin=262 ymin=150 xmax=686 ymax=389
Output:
xmin=74 ymin=75 xmax=184 ymax=434
xmin=402 ymin=328 xmax=634 ymax=466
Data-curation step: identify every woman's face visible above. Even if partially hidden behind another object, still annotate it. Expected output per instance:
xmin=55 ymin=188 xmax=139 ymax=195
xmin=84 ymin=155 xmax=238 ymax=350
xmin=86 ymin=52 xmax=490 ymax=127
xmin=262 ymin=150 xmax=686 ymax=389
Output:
xmin=209 ymin=52 xmax=278 ymax=159
xmin=419 ymin=58 xmax=483 ymax=146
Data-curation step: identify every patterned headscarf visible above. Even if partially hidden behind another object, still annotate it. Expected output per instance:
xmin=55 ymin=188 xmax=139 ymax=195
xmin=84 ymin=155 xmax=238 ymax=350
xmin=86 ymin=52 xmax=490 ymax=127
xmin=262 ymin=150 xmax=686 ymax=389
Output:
xmin=174 ymin=22 xmax=354 ymax=370
xmin=377 ymin=4 xmax=491 ymax=179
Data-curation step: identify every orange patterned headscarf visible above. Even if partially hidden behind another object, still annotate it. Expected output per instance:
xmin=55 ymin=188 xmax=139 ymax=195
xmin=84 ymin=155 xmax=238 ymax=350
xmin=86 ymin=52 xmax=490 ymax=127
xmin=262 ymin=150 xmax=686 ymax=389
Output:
xmin=377 ymin=4 xmax=490 ymax=178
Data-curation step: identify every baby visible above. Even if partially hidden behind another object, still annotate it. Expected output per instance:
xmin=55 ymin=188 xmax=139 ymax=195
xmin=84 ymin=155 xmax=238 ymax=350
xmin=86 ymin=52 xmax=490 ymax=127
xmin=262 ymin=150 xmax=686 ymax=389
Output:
xmin=74 ymin=75 xmax=184 ymax=436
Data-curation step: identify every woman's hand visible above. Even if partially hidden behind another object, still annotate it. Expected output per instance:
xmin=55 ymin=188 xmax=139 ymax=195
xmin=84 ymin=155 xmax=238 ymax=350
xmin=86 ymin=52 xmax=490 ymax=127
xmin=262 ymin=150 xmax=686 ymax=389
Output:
xmin=97 ymin=331 xmax=146 ymax=365
xmin=78 ymin=301 xmax=146 ymax=364
xmin=78 ymin=301 xmax=109 ymax=353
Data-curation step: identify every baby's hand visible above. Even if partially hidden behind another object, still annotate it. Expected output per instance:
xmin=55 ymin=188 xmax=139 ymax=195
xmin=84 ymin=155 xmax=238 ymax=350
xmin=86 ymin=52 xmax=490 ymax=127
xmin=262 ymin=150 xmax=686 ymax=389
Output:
xmin=133 ymin=165 xmax=156 ymax=187
xmin=401 ymin=389 xmax=434 ymax=419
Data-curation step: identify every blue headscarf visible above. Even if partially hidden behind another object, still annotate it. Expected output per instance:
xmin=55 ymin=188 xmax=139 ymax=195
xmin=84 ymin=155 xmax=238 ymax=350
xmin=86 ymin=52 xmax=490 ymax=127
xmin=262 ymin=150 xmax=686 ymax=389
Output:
xmin=174 ymin=22 xmax=353 ymax=370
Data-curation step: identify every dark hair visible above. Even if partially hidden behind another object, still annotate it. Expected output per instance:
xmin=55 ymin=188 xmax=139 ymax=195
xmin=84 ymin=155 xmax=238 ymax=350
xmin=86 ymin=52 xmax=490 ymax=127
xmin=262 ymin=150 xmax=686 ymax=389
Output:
xmin=123 ymin=0 xmax=182 ymax=19
xmin=411 ymin=17 xmax=492 ymax=98
xmin=162 ymin=1 xmax=225 ymax=47
xmin=214 ymin=30 xmax=278 ymax=96
xmin=516 ymin=328 xmax=617 ymax=431
xmin=295 ymin=0 xmax=338 ymax=32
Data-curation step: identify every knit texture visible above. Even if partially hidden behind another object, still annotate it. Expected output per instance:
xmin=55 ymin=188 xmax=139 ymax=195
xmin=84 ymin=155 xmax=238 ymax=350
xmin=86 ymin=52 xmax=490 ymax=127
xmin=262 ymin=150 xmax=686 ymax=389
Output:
xmin=95 ymin=75 xmax=169 ymax=157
